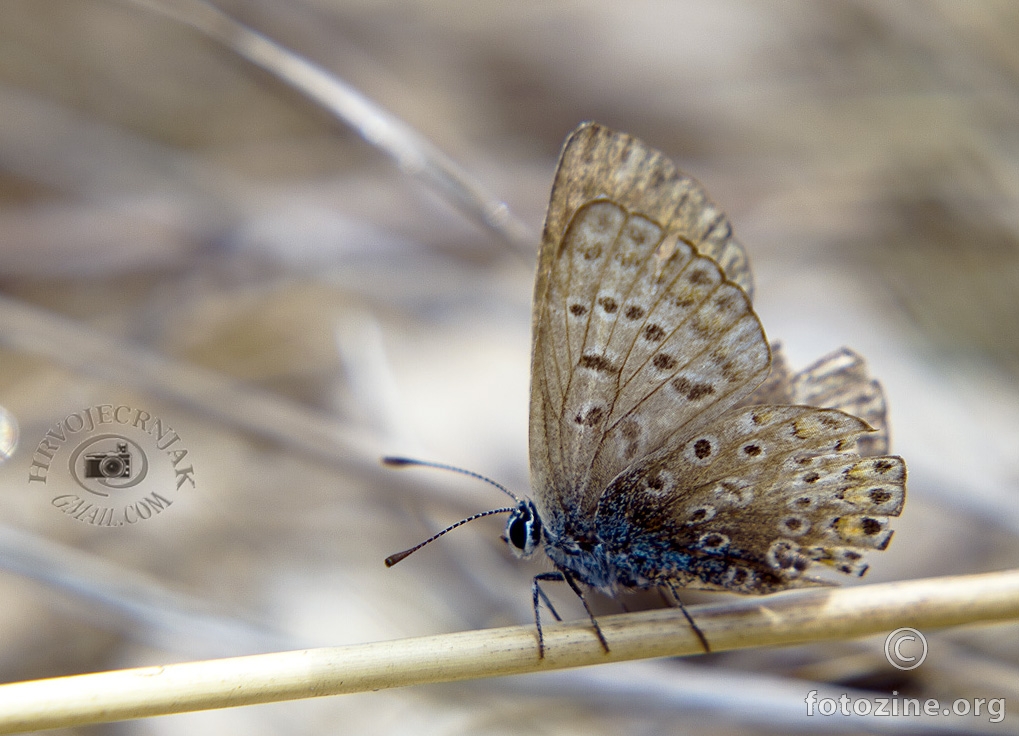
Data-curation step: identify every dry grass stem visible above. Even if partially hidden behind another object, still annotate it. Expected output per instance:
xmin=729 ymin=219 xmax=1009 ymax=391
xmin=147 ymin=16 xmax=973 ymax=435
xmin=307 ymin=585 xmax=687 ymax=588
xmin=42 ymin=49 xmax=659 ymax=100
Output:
xmin=122 ymin=0 xmax=535 ymax=255
xmin=0 ymin=569 xmax=1015 ymax=733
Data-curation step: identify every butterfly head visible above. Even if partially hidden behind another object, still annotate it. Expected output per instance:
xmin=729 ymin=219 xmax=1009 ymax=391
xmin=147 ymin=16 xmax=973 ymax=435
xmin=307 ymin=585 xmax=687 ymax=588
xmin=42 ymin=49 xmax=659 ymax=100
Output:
xmin=504 ymin=498 xmax=542 ymax=559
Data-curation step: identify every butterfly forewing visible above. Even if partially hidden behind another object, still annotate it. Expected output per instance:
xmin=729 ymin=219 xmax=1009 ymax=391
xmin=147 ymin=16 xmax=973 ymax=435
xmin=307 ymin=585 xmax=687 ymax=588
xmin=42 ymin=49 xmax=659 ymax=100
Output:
xmin=533 ymin=122 xmax=754 ymax=342
xmin=531 ymin=185 xmax=770 ymax=528
xmin=741 ymin=343 xmax=795 ymax=405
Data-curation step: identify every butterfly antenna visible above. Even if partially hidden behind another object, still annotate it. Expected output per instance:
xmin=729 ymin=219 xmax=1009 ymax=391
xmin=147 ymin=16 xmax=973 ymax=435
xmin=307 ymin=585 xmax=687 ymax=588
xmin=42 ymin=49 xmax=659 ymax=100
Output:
xmin=382 ymin=455 xmax=520 ymax=501
xmin=382 ymin=455 xmax=521 ymax=567
xmin=384 ymin=506 xmax=516 ymax=566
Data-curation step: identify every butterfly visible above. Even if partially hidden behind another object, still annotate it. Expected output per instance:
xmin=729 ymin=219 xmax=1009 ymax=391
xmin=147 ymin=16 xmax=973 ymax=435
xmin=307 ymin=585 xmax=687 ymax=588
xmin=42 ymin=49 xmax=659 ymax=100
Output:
xmin=387 ymin=121 xmax=906 ymax=657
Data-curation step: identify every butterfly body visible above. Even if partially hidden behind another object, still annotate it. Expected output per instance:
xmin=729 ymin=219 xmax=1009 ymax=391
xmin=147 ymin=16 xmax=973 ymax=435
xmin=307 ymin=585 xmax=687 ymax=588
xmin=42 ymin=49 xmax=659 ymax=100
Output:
xmin=538 ymin=499 xmax=732 ymax=596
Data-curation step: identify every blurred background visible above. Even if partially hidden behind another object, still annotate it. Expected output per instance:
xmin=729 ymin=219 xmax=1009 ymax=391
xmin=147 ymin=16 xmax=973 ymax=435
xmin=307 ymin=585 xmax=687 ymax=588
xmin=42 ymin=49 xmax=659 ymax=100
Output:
xmin=0 ymin=1 xmax=1017 ymax=733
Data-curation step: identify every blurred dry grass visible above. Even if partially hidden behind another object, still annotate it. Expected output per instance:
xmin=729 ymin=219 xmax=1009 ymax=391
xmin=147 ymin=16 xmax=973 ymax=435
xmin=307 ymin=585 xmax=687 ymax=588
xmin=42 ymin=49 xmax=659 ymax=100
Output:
xmin=0 ymin=0 xmax=1017 ymax=733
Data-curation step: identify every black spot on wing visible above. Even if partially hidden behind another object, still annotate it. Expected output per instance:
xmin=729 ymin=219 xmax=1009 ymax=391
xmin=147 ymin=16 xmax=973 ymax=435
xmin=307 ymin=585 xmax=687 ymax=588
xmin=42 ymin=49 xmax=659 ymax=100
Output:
xmin=579 ymin=353 xmax=617 ymax=374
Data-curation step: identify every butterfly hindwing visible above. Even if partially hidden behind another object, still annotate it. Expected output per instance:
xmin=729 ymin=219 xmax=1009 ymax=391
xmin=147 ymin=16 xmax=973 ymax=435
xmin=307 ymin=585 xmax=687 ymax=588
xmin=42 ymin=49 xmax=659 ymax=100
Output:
xmin=595 ymin=405 xmax=905 ymax=592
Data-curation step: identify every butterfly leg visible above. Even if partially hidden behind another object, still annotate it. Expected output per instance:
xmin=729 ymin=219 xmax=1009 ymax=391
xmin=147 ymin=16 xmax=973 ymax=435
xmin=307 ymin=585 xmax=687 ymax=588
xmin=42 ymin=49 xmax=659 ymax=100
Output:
xmin=561 ymin=571 xmax=610 ymax=654
xmin=533 ymin=572 xmax=564 ymax=620
xmin=532 ymin=572 xmax=565 ymax=658
xmin=665 ymin=581 xmax=711 ymax=653
xmin=531 ymin=572 xmax=610 ymax=656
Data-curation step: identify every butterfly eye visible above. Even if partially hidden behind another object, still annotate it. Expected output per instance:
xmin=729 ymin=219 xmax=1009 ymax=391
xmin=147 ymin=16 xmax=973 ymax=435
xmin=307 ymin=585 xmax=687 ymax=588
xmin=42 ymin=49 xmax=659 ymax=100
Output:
xmin=508 ymin=518 xmax=528 ymax=550
xmin=505 ymin=500 xmax=542 ymax=558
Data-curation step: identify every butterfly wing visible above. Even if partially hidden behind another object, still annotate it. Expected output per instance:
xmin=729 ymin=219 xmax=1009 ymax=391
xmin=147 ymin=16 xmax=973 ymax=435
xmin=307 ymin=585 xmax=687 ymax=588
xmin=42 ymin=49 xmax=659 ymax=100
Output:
xmin=789 ymin=347 xmax=890 ymax=457
xmin=529 ymin=127 xmax=771 ymax=531
xmin=595 ymin=405 xmax=906 ymax=592
xmin=742 ymin=344 xmax=890 ymax=456
xmin=534 ymin=122 xmax=754 ymax=327
xmin=740 ymin=342 xmax=795 ymax=405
